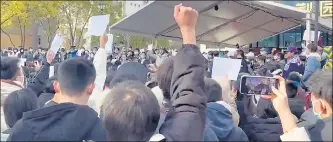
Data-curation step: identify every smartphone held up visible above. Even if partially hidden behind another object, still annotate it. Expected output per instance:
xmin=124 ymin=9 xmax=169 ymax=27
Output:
xmin=240 ymin=76 xmax=278 ymax=96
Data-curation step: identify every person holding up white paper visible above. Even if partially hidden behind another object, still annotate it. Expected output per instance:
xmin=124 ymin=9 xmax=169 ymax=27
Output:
xmin=50 ymin=34 xmax=64 ymax=56
xmin=86 ymin=15 xmax=110 ymax=36
xmin=211 ymin=57 xmax=242 ymax=81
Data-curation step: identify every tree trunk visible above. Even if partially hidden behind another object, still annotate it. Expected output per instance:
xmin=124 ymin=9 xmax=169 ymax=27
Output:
xmin=17 ymin=17 xmax=23 ymax=47
xmin=76 ymin=11 xmax=91 ymax=48
xmin=23 ymin=25 xmax=26 ymax=48
xmin=1 ymin=28 xmax=16 ymax=47
xmin=31 ymin=23 xmax=39 ymax=50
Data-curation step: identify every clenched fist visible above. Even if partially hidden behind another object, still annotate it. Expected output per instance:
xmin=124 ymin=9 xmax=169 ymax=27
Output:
xmin=100 ymin=34 xmax=108 ymax=49
xmin=174 ymin=4 xmax=198 ymax=45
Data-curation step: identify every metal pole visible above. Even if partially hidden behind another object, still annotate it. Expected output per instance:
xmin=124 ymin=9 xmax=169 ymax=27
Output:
xmin=305 ymin=13 xmax=312 ymax=44
xmin=314 ymin=1 xmax=320 ymax=47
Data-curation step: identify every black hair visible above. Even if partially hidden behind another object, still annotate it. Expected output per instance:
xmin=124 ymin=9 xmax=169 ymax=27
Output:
xmin=1 ymin=57 xmax=20 ymax=80
xmin=105 ymin=70 xmax=116 ymax=87
xmin=276 ymin=52 xmax=284 ymax=60
xmin=156 ymin=57 xmax=174 ymax=100
xmin=44 ymin=76 xmax=56 ymax=94
xmin=307 ymin=70 xmax=332 ymax=107
xmin=287 ymin=72 xmax=302 ymax=83
xmin=3 ymin=88 xmax=38 ymax=128
xmin=204 ymin=78 xmax=222 ymax=102
xmin=53 ymin=63 xmax=60 ymax=77
xmin=286 ymin=82 xmax=298 ymax=98
xmin=102 ymin=81 xmax=160 ymax=141
xmin=237 ymin=50 xmax=245 ymax=59
xmin=109 ymin=74 xmax=139 ymax=88
xmin=57 ymin=58 xmax=96 ymax=95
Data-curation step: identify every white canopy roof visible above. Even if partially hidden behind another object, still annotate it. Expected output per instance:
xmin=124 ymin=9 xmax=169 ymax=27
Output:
xmin=110 ymin=1 xmax=332 ymax=47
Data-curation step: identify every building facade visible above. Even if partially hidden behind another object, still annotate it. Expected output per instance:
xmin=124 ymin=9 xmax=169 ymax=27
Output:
xmin=124 ymin=1 xmax=149 ymax=17
xmin=252 ymin=1 xmax=332 ymax=49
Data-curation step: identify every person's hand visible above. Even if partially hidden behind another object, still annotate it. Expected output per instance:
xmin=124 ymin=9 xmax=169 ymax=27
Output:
xmin=174 ymin=3 xmax=198 ymax=45
xmin=262 ymin=75 xmax=298 ymax=133
xmin=147 ymin=64 xmax=157 ymax=73
xmin=261 ymin=76 xmax=290 ymax=115
xmin=34 ymin=61 xmax=41 ymax=71
xmin=46 ymin=50 xmax=55 ymax=65
xmin=100 ymin=35 xmax=108 ymax=49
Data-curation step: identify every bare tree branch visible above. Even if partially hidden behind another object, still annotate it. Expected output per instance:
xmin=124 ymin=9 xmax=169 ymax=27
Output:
xmin=0 ymin=14 xmax=16 ymax=26
xmin=1 ymin=28 xmax=16 ymax=47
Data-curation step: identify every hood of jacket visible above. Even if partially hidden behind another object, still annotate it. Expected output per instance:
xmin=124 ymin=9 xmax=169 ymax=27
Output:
xmin=9 ymin=103 xmax=106 ymax=141
xmin=204 ymin=102 xmax=248 ymax=141
xmin=307 ymin=53 xmax=321 ymax=61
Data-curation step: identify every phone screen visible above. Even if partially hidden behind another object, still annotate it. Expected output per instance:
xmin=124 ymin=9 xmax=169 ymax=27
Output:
xmin=240 ymin=76 xmax=278 ymax=95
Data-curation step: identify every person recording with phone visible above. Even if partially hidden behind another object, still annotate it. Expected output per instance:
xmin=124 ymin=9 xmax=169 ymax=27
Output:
xmin=262 ymin=70 xmax=332 ymax=141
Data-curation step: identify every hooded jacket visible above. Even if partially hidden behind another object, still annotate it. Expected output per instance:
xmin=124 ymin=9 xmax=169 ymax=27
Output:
xmin=7 ymin=103 xmax=107 ymax=141
xmin=159 ymin=44 xmax=206 ymax=141
xmin=204 ymin=102 xmax=248 ymax=141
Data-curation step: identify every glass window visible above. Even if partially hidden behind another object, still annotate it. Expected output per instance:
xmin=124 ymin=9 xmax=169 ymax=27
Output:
xmin=283 ymin=32 xmax=296 ymax=47
xmin=279 ymin=34 xmax=284 ymax=48
xmin=258 ymin=35 xmax=278 ymax=48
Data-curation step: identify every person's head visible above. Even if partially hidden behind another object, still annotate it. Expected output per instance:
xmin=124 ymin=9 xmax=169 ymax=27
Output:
xmin=127 ymin=50 xmax=134 ymax=57
xmin=29 ymin=47 xmax=33 ymax=52
xmin=38 ymin=48 xmax=42 ymax=53
xmin=236 ymin=50 xmax=245 ymax=59
xmin=308 ymin=70 xmax=332 ymax=119
xmin=156 ymin=57 xmax=174 ymax=100
xmin=208 ymin=51 xmax=214 ymax=59
xmin=1 ymin=57 xmax=24 ymax=84
xmin=104 ymin=70 xmax=116 ymax=90
xmin=134 ymin=48 xmax=140 ymax=56
xmin=93 ymin=47 xmax=98 ymax=53
xmin=285 ymin=45 xmax=297 ymax=59
xmin=3 ymin=88 xmax=37 ymax=128
xmin=88 ymin=52 xmax=93 ymax=58
xmin=61 ymin=48 xmax=65 ymax=53
xmin=114 ymin=47 xmax=120 ymax=53
xmin=274 ymin=52 xmax=284 ymax=61
xmin=85 ymin=50 xmax=90 ymax=54
xmin=13 ymin=48 xmax=18 ymax=53
xmin=256 ymin=55 xmax=266 ymax=66
xmin=140 ymin=52 xmax=147 ymax=59
xmin=306 ymin=43 xmax=318 ymax=55
xmin=53 ymin=58 xmax=96 ymax=104
xmin=19 ymin=48 xmax=24 ymax=53
xmin=102 ymin=81 xmax=160 ymax=141
xmin=204 ymin=78 xmax=222 ymax=102
xmin=128 ymin=46 xmax=133 ymax=51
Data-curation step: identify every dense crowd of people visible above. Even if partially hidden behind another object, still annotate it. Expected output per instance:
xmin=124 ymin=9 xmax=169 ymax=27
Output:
xmin=0 ymin=4 xmax=332 ymax=141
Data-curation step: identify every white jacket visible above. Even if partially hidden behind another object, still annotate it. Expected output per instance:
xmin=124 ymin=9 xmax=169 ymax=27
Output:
xmin=280 ymin=127 xmax=310 ymax=141
xmin=88 ymin=48 xmax=107 ymax=114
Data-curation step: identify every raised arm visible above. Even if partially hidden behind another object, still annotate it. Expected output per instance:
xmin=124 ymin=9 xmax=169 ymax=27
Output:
xmin=27 ymin=51 xmax=55 ymax=96
xmin=159 ymin=4 xmax=207 ymax=141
